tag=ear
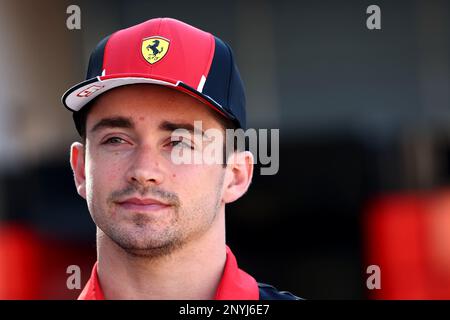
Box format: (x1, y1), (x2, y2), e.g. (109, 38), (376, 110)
(70, 142), (87, 199)
(222, 151), (254, 204)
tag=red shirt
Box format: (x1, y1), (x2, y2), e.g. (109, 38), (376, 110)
(78, 245), (259, 300)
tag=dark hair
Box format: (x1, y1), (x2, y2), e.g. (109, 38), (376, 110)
(73, 100), (95, 142)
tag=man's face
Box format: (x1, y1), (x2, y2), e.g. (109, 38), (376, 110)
(74, 84), (231, 257)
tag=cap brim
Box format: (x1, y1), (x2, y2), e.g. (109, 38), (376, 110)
(61, 73), (236, 121)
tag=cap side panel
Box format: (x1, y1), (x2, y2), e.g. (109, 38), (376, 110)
(224, 42), (246, 129)
(86, 35), (110, 79)
(202, 37), (232, 114)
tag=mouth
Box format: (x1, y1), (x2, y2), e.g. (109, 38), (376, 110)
(115, 197), (171, 212)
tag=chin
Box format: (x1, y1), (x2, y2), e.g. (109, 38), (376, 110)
(111, 221), (181, 246)
(116, 236), (184, 258)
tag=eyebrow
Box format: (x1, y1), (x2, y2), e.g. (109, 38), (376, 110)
(90, 116), (134, 133)
(89, 118), (206, 136)
(159, 121), (205, 135)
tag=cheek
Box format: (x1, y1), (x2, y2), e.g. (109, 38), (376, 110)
(169, 164), (225, 199)
(84, 152), (126, 200)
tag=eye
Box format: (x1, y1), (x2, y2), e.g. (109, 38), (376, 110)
(102, 136), (127, 145)
(169, 138), (194, 150)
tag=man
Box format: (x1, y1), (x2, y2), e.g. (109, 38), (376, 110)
(62, 17), (299, 300)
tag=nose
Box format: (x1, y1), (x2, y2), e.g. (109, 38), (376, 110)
(126, 144), (165, 186)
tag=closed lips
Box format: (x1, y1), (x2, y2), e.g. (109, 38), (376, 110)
(118, 197), (168, 205)
(116, 197), (170, 211)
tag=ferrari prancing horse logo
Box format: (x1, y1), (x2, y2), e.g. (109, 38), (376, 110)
(141, 36), (170, 64)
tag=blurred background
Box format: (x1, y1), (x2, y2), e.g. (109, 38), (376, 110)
(1, 0), (450, 299)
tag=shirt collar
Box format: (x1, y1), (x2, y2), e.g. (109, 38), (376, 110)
(78, 245), (259, 300)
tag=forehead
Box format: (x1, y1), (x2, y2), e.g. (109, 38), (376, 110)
(86, 84), (223, 130)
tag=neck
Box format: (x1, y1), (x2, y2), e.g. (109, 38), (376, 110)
(96, 211), (226, 300)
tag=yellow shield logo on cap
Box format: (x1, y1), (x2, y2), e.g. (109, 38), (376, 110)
(141, 36), (170, 64)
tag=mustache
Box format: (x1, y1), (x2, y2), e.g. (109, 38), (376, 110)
(108, 184), (180, 207)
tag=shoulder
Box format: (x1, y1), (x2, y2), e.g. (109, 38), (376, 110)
(257, 282), (303, 300)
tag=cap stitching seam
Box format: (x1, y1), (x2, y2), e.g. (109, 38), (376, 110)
(202, 34), (215, 86)
(149, 17), (164, 73)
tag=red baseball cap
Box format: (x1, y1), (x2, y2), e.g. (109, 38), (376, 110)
(61, 17), (246, 134)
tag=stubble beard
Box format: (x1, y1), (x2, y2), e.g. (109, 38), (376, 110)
(92, 175), (224, 260)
